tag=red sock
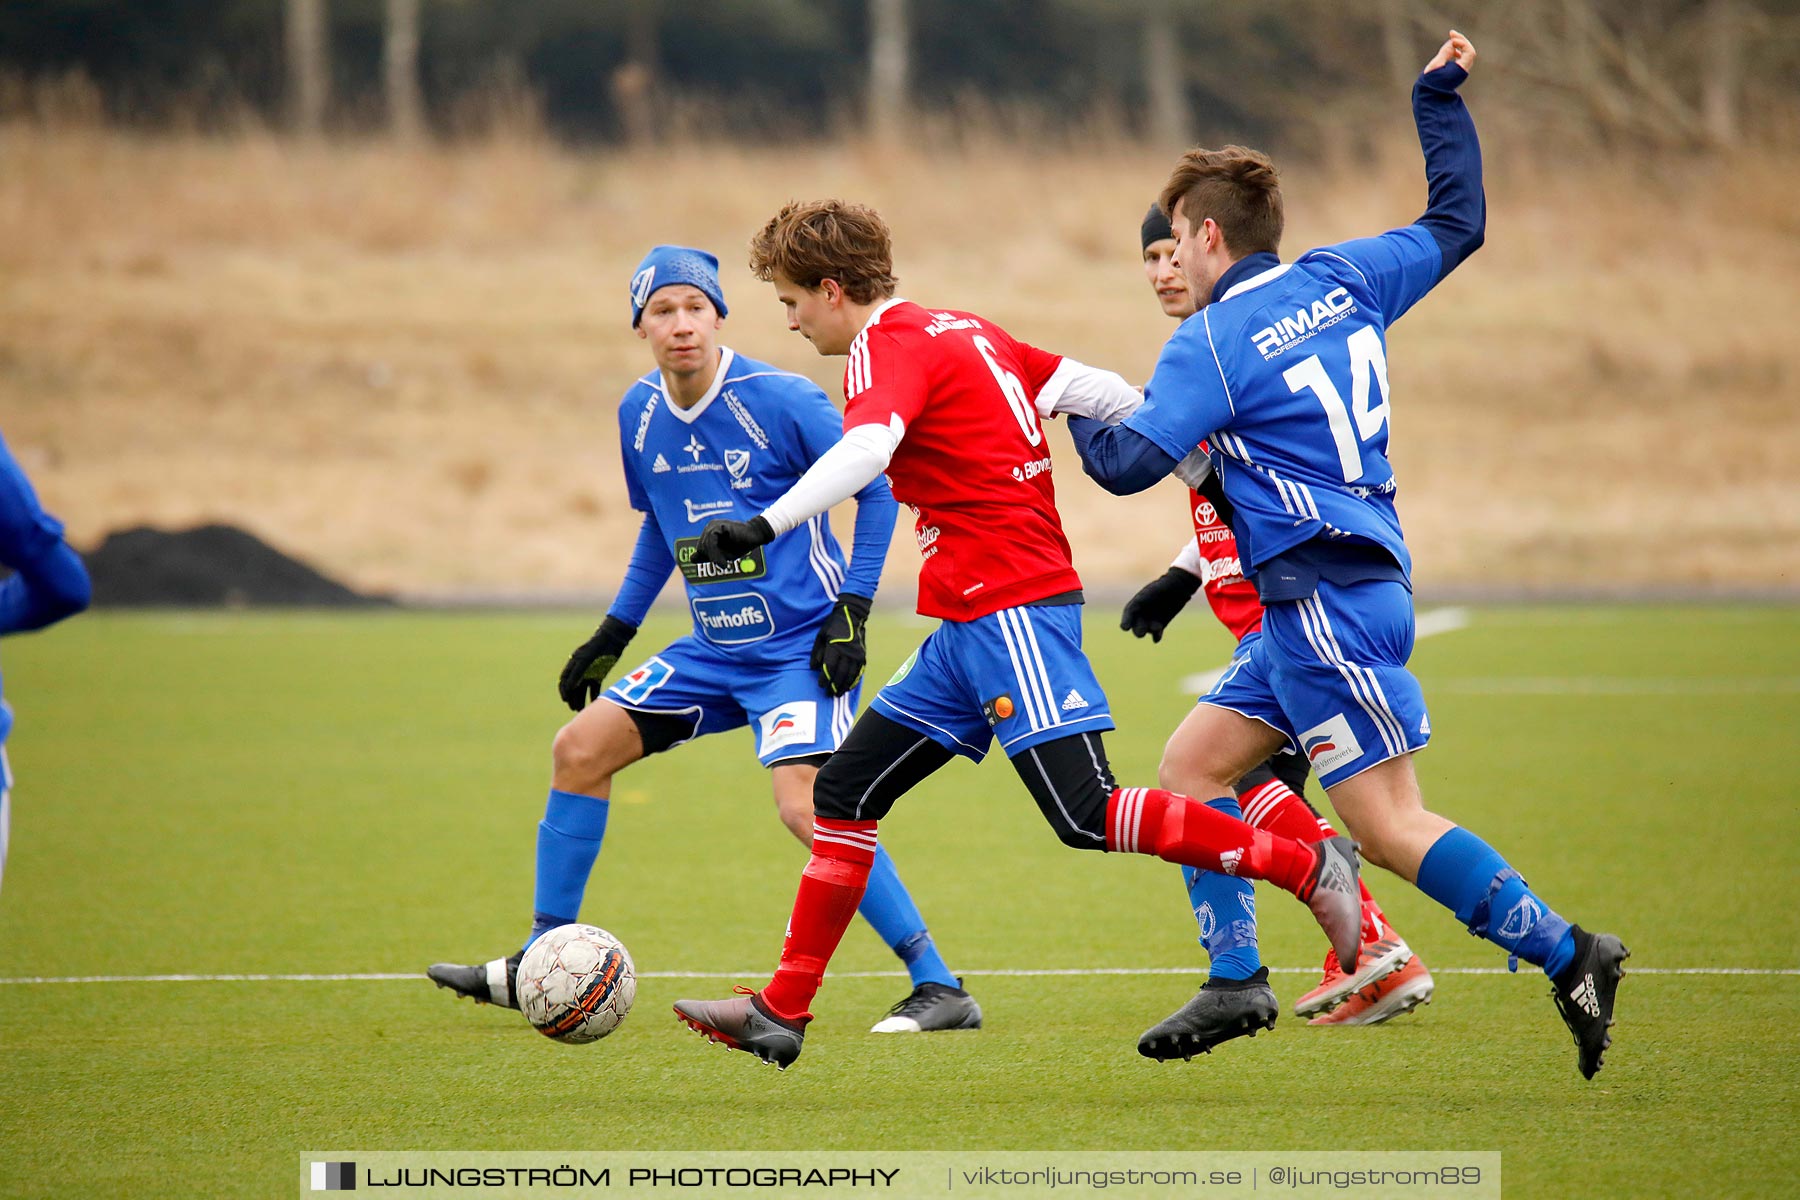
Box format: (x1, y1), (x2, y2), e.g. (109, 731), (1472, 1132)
(1107, 787), (1317, 897)
(1237, 777), (1387, 933)
(758, 818), (877, 1022)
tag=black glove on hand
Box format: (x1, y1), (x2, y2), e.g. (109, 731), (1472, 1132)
(1121, 568), (1202, 643)
(695, 515), (774, 567)
(810, 592), (874, 697)
(557, 615), (638, 711)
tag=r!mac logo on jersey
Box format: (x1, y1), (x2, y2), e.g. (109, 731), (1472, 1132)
(1251, 286), (1355, 359)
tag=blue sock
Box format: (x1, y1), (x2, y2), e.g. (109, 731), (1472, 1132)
(1416, 826), (1576, 977)
(523, 789), (610, 953)
(858, 845), (959, 989)
(1180, 797), (1262, 982)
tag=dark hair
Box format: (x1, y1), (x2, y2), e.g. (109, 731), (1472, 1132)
(1157, 145), (1283, 258)
(749, 200), (898, 304)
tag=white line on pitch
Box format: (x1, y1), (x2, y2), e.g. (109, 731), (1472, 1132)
(1179, 606), (1470, 694)
(1, 964), (1793, 985)
(1433, 676), (1800, 695)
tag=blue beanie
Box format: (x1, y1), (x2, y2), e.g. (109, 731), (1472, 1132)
(628, 245), (728, 327)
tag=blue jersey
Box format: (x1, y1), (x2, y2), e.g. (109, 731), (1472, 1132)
(1125, 230), (1443, 581)
(613, 347), (893, 664)
(1, 429), (93, 746)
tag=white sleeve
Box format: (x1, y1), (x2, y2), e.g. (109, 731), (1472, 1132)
(1171, 446), (1214, 490)
(760, 418), (903, 536)
(1033, 358), (1143, 424)
(1170, 538), (1204, 579)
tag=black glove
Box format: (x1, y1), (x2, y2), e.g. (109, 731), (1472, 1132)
(694, 515), (774, 567)
(1121, 568), (1202, 643)
(557, 615), (638, 711)
(810, 592), (873, 697)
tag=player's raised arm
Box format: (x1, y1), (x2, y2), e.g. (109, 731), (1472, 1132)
(1414, 31), (1484, 278)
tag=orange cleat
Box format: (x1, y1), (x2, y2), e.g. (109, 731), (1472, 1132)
(1292, 936), (1412, 1018)
(1308, 949), (1435, 1026)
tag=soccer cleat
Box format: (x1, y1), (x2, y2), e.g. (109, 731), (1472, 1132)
(1137, 968), (1280, 1061)
(673, 990), (808, 1070)
(427, 954), (520, 1010)
(1297, 835), (1364, 973)
(1293, 936), (1416, 1018)
(869, 980), (983, 1033)
(1308, 951), (1435, 1026)
(1550, 925), (1629, 1080)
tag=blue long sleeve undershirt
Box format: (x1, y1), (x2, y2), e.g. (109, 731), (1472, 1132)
(840, 477), (898, 599)
(605, 512), (675, 628)
(1078, 61), (1484, 498)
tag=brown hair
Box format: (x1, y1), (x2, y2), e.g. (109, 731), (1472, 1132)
(1157, 146), (1284, 258)
(748, 200), (898, 304)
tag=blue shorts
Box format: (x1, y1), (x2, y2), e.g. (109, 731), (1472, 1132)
(1201, 580), (1429, 789)
(871, 603), (1115, 763)
(605, 635), (857, 767)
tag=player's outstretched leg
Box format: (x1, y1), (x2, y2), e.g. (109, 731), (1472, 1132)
(430, 702), (644, 1017)
(1237, 768), (1434, 1022)
(1335, 757), (1628, 1078)
(674, 711), (958, 1068)
(782, 754), (978, 1034)
(1005, 731), (1358, 1057)
(1108, 784), (1365, 970)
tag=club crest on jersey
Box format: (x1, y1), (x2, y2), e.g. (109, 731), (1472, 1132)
(1251, 286), (1356, 359)
(758, 702), (818, 754)
(630, 266), (655, 309)
(724, 448), (752, 489)
(1299, 713), (1363, 777)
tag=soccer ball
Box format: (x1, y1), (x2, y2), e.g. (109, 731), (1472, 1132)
(516, 923), (637, 1044)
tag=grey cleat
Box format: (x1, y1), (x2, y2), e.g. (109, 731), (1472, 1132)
(1299, 836), (1364, 974)
(427, 954), (519, 1010)
(870, 980), (983, 1033)
(673, 991), (808, 1070)
(1138, 969), (1280, 1060)
(1551, 925), (1630, 1080)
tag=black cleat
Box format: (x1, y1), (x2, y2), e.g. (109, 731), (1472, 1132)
(870, 979), (983, 1033)
(673, 991), (808, 1070)
(427, 954), (520, 1010)
(1137, 968), (1280, 1061)
(1550, 926), (1629, 1080)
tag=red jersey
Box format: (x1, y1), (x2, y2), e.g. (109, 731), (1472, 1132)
(1188, 487), (1265, 641)
(843, 300), (1082, 620)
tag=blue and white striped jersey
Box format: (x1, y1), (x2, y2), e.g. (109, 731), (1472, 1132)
(614, 347), (891, 663)
(1124, 228), (1444, 580)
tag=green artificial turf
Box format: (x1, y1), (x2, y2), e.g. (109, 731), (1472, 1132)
(1, 607), (1795, 1196)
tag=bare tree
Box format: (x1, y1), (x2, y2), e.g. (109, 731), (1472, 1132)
(1701, 0), (1742, 147)
(384, 0), (425, 142)
(1142, 0), (1189, 147)
(868, 0), (911, 142)
(285, 0), (331, 136)
(612, 0), (659, 146)
(1380, 0), (1415, 89)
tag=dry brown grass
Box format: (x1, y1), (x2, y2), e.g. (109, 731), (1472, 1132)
(2, 121), (1796, 596)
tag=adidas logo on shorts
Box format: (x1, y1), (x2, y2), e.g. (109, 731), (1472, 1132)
(1060, 689), (1089, 712)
